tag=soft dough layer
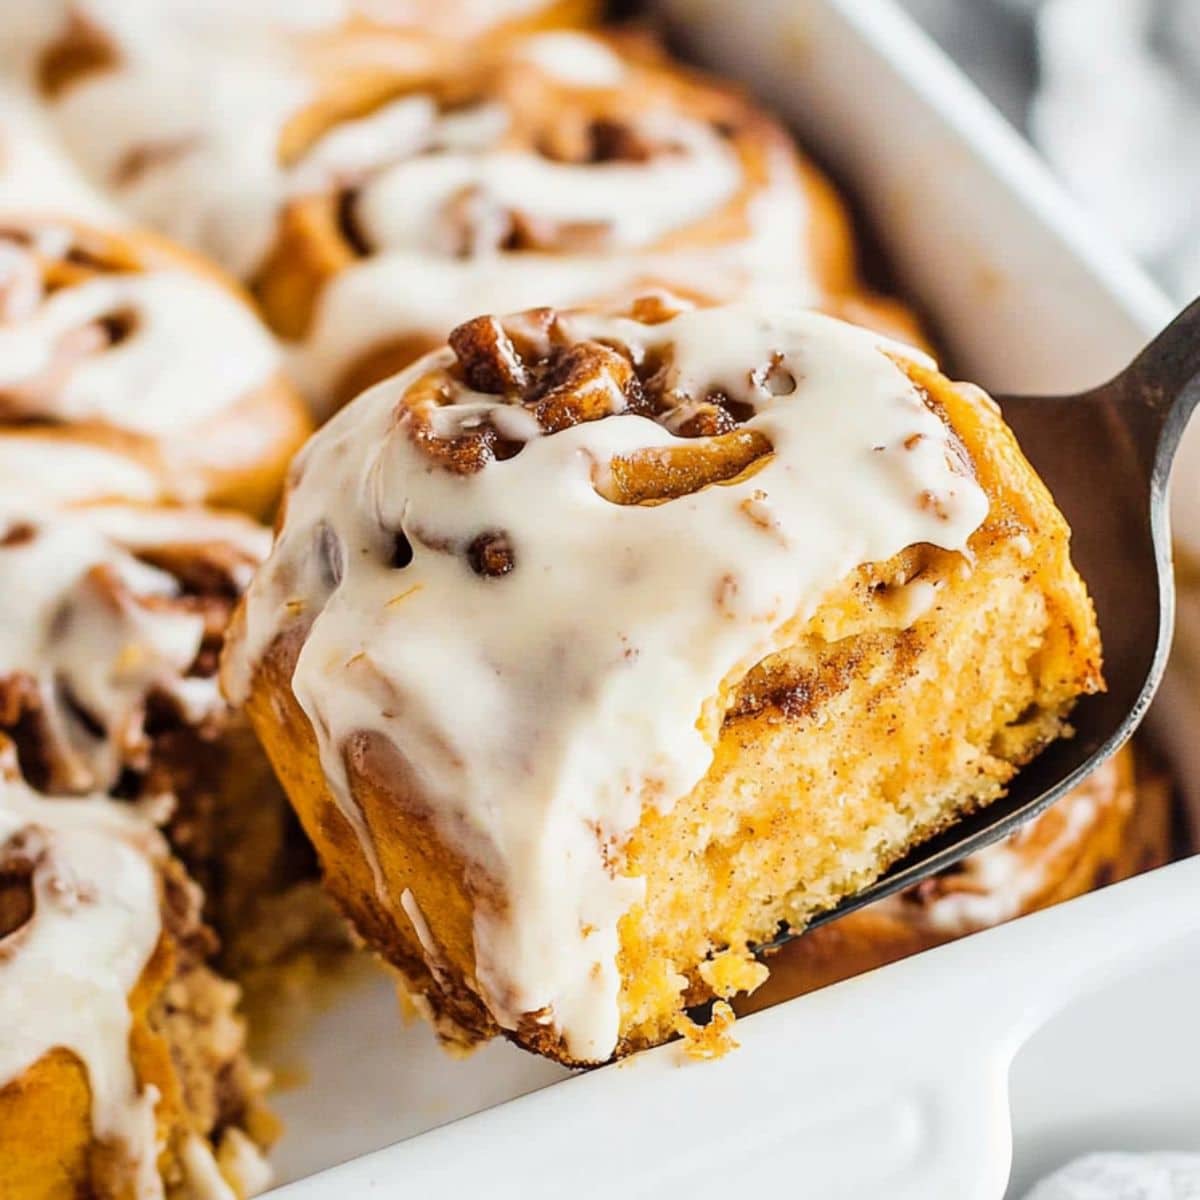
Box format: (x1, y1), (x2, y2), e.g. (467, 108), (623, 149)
(737, 747), (1172, 1014)
(224, 298), (1102, 1064)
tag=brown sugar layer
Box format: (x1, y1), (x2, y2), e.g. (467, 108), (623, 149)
(224, 297), (1101, 1065)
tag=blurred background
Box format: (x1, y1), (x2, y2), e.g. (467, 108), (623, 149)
(902, 0), (1200, 302)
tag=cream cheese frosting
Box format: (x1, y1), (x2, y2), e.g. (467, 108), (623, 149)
(0, 84), (120, 224)
(0, 748), (258, 1200)
(287, 90), (814, 405)
(227, 303), (990, 1061)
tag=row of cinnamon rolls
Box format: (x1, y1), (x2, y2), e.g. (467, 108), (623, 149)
(0, 66), (309, 1200)
(1, 0), (915, 417)
(0, 0), (1177, 1188)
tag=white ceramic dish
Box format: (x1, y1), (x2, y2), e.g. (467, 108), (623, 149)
(262, 2), (1200, 1196)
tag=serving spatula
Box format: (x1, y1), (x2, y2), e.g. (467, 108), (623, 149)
(788, 295), (1200, 942)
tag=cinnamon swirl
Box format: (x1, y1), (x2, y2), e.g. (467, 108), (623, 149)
(223, 298), (1102, 1064)
(0, 217), (310, 516)
(0, 741), (274, 1200)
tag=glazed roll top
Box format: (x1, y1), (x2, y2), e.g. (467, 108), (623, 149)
(226, 299), (991, 1061)
(0, 215), (310, 512)
(0, 503), (269, 796)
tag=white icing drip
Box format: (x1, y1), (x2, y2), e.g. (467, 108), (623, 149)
(0, 85), (120, 224)
(889, 578), (941, 626)
(215, 1127), (274, 1199)
(181, 1134), (239, 1200)
(229, 304), (991, 1061)
(0, 263), (281, 437)
(0, 435), (161, 505)
(0, 766), (167, 1197)
(515, 32), (629, 87)
(0, 502), (265, 793)
(400, 886), (453, 989)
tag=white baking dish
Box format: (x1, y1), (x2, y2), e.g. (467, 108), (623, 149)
(261, 2), (1200, 1196)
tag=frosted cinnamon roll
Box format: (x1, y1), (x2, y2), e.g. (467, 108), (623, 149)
(254, 29), (871, 411)
(0, 217), (310, 516)
(739, 748), (1173, 1013)
(0, 502), (318, 961)
(0, 743), (274, 1199)
(223, 298), (1102, 1064)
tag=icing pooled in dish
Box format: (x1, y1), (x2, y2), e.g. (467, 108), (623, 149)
(228, 302), (990, 1062)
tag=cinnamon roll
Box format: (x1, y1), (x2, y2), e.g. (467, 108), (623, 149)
(0, 217), (310, 516)
(0, 501), (322, 966)
(0, 742), (274, 1200)
(222, 298), (1102, 1064)
(738, 748), (1173, 1013)
(17, 17), (902, 414)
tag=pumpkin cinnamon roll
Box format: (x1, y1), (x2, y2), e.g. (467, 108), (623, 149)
(0, 217), (310, 516)
(738, 747), (1173, 1014)
(223, 297), (1102, 1064)
(253, 28), (874, 411)
(0, 501), (326, 967)
(0, 742), (275, 1200)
